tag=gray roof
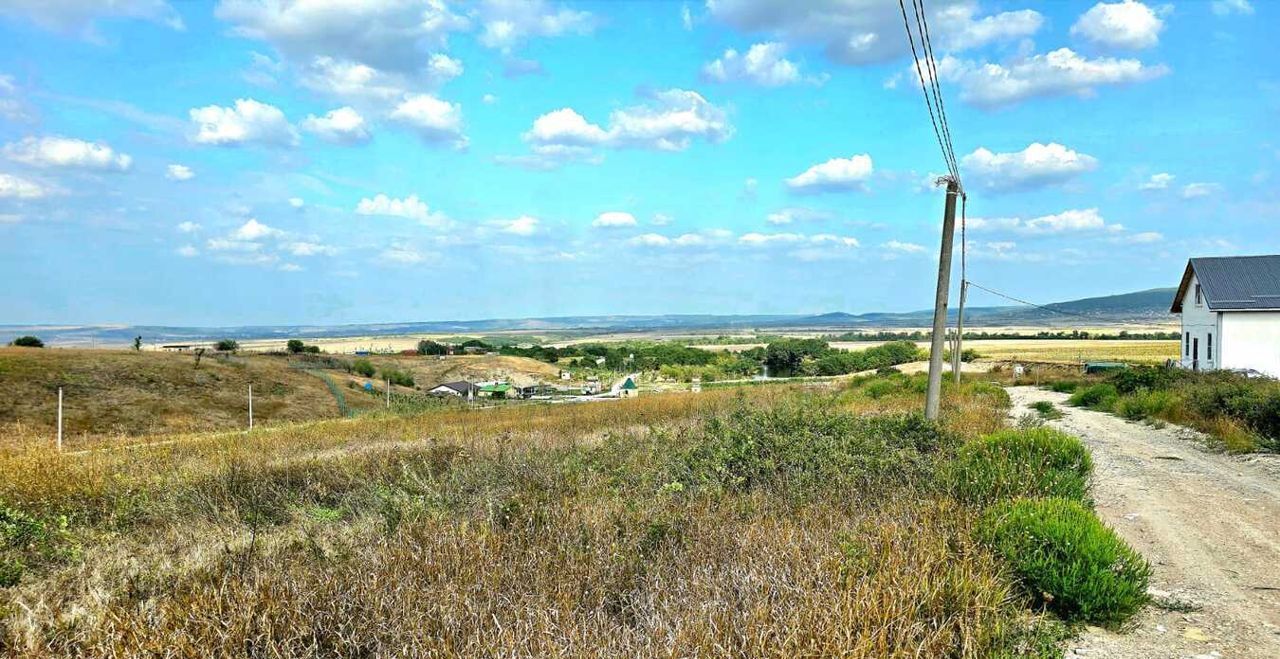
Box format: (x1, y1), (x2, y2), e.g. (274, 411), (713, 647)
(433, 381), (476, 393)
(1171, 255), (1280, 312)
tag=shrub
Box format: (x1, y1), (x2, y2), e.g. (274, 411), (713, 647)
(1114, 389), (1178, 422)
(352, 358), (376, 378)
(1029, 401), (1063, 420)
(1183, 377), (1280, 446)
(9, 335), (43, 348)
(947, 428), (1092, 505)
(286, 339), (306, 354)
(1068, 383), (1118, 410)
(979, 498), (1151, 626)
(1046, 381), (1079, 394)
(1109, 366), (1182, 395)
(417, 340), (447, 356)
(381, 367), (415, 388)
(214, 339), (239, 352)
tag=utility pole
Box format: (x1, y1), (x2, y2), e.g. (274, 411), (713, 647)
(386, 375), (391, 409)
(56, 387), (63, 453)
(953, 279), (968, 383)
(925, 177), (960, 421)
(248, 384), (253, 431)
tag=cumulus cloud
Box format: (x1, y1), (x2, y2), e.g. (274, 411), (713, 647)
(702, 42), (823, 87)
(507, 89), (731, 168)
(1115, 231), (1163, 244)
(1071, 1), (1165, 50)
(1181, 182), (1219, 199)
(189, 98), (298, 147)
(4, 136), (132, 171)
(0, 172), (49, 198)
(301, 106), (371, 144)
(300, 57), (408, 102)
(176, 221), (201, 233)
(355, 193), (449, 228)
(1211, 0), (1253, 16)
(232, 218), (282, 241)
(477, 0), (595, 51)
(1, 0), (183, 39)
(1139, 172), (1174, 190)
(494, 215), (540, 236)
(215, 0), (467, 73)
(706, 0), (1041, 65)
(961, 143), (1098, 191)
(388, 94), (466, 148)
(286, 241), (336, 256)
(883, 240), (926, 254)
(288, 197), (305, 209)
(380, 243), (429, 265)
(593, 211), (637, 228)
(766, 207), (835, 225)
(971, 208), (1118, 235)
(934, 48), (1168, 108)
(785, 155), (874, 193)
(165, 164), (194, 181)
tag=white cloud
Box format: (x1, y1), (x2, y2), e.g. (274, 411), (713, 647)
(300, 57), (407, 102)
(482, 93), (499, 105)
(1181, 182), (1219, 199)
(388, 94), (466, 147)
(961, 143), (1098, 191)
(176, 245), (198, 257)
(511, 89), (731, 168)
(355, 193), (449, 228)
(165, 164), (194, 181)
(1116, 231), (1163, 244)
(0, 172), (49, 198)
(652, 213), (674, 226)
(1071, 1), (1165, 50)
(427, 53), (463, 81)
(494, 215), (540, 236)
(706, 0), (1041, 65)
(1139, 172), (1174, 190)
(279, 263), (304, 272)
(476, 0), (595, 52)
(301, 106), (371, 144)
(629, 233), (673, 247)
(216, 0), (467, 73)
(593, 211), (637, 228)
(883, 240), (926, 253)
(1211, 0), (1253, 16)
(176, 221), (201, 233)
(766, 207), (835, 225)
(189, 98), (298, 147)
(1, 0), (183, 38)
(206, 237), (264, 253)
(702, 42), (822, 87)
(681, 3), (693, 30)
(935, 48), (1169, 108)
(739, 232), (804, 245)
(4, 136), (132, 171)
(286, 241), (336, 256)
(785, 155), (874, 193)
(741, 177), (759, 200)
(969, 208), (1119, 235)
(232, 218), (282, 241)
(288, 197), (305, 209)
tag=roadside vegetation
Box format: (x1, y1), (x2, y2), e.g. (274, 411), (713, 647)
(1059, 367), (1280, 453)
(0, 370), (1150, 655)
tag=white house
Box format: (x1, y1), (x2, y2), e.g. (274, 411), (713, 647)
(1171, 255), (1280, 377)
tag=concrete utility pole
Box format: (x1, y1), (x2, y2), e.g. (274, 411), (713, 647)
(925, 178), (960, 421)
(953, 279), (968, 384)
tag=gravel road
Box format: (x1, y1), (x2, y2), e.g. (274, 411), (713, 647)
(1006, 386), (1280, 659)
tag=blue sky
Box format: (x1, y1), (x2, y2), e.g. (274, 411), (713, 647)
(1, 0), (1276, 326)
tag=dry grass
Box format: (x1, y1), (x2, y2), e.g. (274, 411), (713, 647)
(0, 380), (1070, 657)
(965, 340), (1177, 365)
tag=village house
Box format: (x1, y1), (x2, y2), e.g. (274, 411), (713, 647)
(615, 375), (640, 398)
(1171, 255), (1280, 377)
(428, 381), (478, 398)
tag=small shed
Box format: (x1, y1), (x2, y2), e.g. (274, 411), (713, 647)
(617, 376), (639, 398)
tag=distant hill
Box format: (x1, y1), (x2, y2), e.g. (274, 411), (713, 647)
(0, 288), (1178, 347)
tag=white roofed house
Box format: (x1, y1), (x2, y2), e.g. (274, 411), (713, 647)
(1171, 255), (1280, 377)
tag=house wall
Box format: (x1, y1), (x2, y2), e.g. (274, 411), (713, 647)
(1179, 271), (1219, 370)
(1220, 312), (1280, 377)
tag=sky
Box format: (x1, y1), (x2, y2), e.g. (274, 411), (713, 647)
(0, 0), (1276, 327)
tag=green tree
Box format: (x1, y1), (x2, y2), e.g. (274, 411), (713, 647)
(133, 335), (142, 352)
(416, 340), (447, 356)
(286, 339), (305, 354)
(215, 339), (239, 352)
(352, 358), (376, 378)
(10, 336), (43, 348)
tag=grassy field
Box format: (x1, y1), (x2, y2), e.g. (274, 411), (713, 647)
(0, 373), (1150, 656)
(695, 339), (1179, 365)
(0, 349), (564, 445)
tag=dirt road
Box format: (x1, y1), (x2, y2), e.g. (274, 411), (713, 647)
(1006, 387), (1280, 658)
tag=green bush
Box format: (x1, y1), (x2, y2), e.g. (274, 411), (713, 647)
(1046, 381), (1079, 394)
(214, 339), (239, 352)
(1109, 366), (1182, 394)
(351, 358), (376, 378)
(947, 428), (1092, 505)
(1029, 401), (1063, 420)
(9, 335), (43, 348)
(286, 339), (306, 354)
(1114, 389), (1178, 421)
(1068, 383), (1118, 410)
(1183, 377), (1280, 446)
(979, 498), (1151, 626)
(380, 367), (415, 388)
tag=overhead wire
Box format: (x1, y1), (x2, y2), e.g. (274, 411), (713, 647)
(897, 0), (955, 182)
(964, 281), (1104, 323)
(911, 0), (961, 184)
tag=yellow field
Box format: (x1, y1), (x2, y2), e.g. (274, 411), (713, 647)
(695, 339), (1180, 365)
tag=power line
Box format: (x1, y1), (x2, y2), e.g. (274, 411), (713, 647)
(897, 0), (956, 182)
(964, 281), (1103, 323)
(911, 0), (961, 182)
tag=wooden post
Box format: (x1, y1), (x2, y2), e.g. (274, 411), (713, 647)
(56, 387), (63, 453)
(925, 178), (960, 421)
(386, 376), (391, 409)
(248, 384), (253, 431)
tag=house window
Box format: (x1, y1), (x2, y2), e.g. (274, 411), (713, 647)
(1194, 284), (1202, 307)
(1208, 333), (1213, 361)
(1185, 332), (1190, 357)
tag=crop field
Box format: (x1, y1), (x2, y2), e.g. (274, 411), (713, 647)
(0, 371), (1149, 656)
(694, 339), (1178, 365)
